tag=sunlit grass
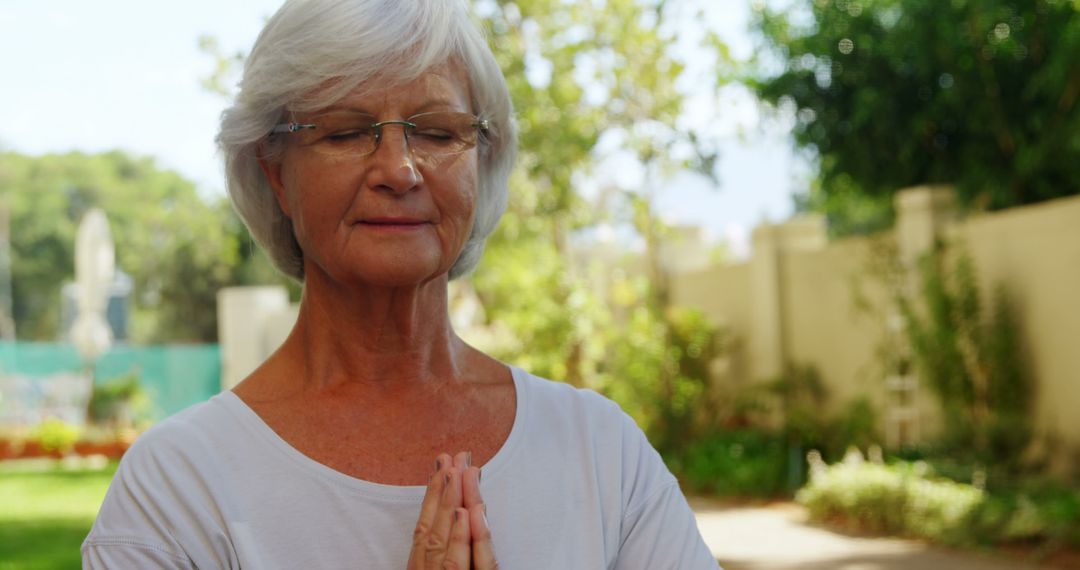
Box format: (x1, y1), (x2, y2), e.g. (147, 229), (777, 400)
(0, 460), (117, 570)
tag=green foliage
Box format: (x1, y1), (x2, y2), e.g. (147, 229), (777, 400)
(764, 364), (880, 460)
(664, 358), (882, 497)
(31, 419), (81, 453)
(828, 397), (881, 456)
(670, 429), (789, 498)
(751, 0), (1080, 233)
(87, 372), (153, 428)
(468, 0), (730, 448)
(800, 453), (986, 544)
(769, 363), (828, 443)
(900, 243), (1031, 468)
(800, 451), (1080, 548)
(975, 483), (1080, 546)
(0, 151), (288, 342)
(604, 303), (727, 454)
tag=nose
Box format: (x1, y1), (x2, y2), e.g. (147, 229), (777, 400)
(366, 124), (421, 194)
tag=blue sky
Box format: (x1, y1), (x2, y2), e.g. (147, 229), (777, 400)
(0, 0), (805, 257)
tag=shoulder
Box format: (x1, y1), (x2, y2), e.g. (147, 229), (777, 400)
(84, 393), (247, 567)
(96, 393), (241, 508)
(511, 370), (717, 567)
(513, 367), (635, 443)
(120, 393), (239, 467)
(514, 367), (623, 421)
(513, 367), (677, 502)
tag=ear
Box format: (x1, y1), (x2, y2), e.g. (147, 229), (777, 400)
(258, 155), (292, 217)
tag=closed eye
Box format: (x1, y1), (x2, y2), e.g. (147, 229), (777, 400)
(412, 128), (455, 141)
(325, 129), (376, 142)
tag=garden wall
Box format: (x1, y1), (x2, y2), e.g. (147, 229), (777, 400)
(671, 188), (1080, 469)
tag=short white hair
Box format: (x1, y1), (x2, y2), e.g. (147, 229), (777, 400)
(217, 0), (516, 280)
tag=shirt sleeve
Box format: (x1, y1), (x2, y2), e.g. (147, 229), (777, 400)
(611, 409), (721, 570)
(81, 419), (238, 570)
(615, 479), (720, 569)
(81, 447), (202, 570)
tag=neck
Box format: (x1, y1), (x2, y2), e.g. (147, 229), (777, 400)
(278, 268), (469, 394)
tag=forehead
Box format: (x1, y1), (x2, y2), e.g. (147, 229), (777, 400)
(332, 63), (472, 114)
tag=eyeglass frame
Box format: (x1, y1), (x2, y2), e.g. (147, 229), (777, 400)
(268, 111), (491, 158)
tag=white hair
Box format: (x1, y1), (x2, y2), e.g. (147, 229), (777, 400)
(218, 0), (516, 280)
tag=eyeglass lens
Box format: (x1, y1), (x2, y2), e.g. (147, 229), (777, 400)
(291, 111), (482, 158)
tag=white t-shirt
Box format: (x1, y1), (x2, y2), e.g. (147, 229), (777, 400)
(83, 367), (719, 569)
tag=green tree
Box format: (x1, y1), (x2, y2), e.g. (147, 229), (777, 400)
(0, 150), (281, 342)
(471, 0), (729, 450)
(751, 0), (1080, 234)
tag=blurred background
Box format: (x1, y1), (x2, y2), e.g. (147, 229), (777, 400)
(1, 0), (1079, 568)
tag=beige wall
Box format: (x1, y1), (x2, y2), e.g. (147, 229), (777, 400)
(781, 240), (882, 410)
(953, 197), (1080, 450)
(672, 263), (752, 340)
(671, 189), (1080, 461)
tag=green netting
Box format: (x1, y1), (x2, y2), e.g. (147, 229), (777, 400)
(0, 341), (221, 418)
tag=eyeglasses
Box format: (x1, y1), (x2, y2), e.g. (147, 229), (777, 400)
(270, 110), (489, 159)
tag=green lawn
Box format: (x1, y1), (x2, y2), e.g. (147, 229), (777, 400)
(0, 460), (117, 570)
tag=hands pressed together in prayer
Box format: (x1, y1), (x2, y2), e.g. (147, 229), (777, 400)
(408, 452), (498, 569)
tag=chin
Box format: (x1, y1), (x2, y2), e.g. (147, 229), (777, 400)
(348, 263), (449, 289)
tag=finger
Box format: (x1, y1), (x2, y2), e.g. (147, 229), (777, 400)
(426, 467), (463, 562)
(413, 453), (452, 548)
(462, 465), (484, 509)
(470, 503), (498, 569)
(445, 508), (472, 569)
(453, 450), (472, 471)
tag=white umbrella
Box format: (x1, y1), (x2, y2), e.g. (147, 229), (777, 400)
(70, 208), (114, 364)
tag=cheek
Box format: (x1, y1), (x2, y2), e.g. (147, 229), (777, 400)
(281, 162), (354, 239)
(459, 159), (481, 213)
(452, 169), (479, 233)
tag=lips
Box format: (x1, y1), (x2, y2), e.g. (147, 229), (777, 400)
(356, 217), (431, 231)
(359, 217), (428, 225)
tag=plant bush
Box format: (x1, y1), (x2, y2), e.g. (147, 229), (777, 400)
(669, 429), (789, 498)
(799, 449), (1080, 548)
(87, 372), (153, 428)
(31, 419), (81, 454)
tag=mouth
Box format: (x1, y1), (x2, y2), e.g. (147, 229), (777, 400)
(357, 217), (430, 230)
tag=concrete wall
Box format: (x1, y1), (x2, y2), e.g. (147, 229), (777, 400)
(671, 188), (1080, 461)
(781, 239), (880, 408)
(953, 197), (1080, 451)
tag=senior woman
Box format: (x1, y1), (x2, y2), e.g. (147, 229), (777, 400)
(83, 0), (717, 568)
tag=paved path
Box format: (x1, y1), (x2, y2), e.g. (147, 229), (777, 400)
(690, 498), (1062, 570)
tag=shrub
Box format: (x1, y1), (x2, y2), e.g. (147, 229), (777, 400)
(799, 449), (984, 544)
(670, 429), (789, 498)
(798, 454), (916, 534)
(798, 449), (1080, 549)
(31, 419), (81, 454)
(87, 372), (153, 428)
